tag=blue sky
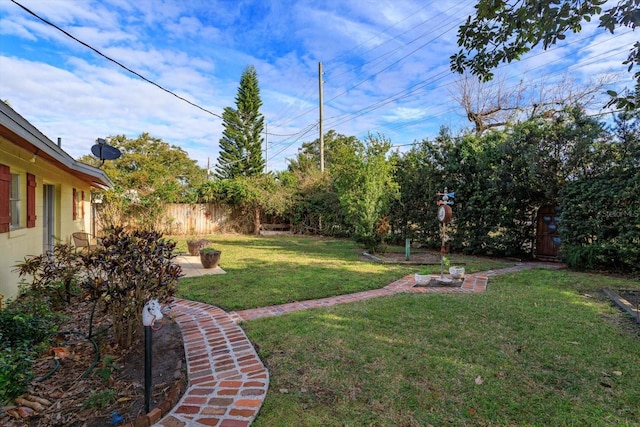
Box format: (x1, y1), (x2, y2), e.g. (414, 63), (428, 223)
(0, 0), (634, 172)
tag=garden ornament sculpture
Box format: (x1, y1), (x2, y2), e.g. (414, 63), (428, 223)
(436, 188), (455, 279)
(142, 299), (163, 329)
(142, 299), (163, 414)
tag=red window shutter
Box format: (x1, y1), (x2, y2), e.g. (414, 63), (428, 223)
(27, 173), (36, 228)
(81, 191), (85, 219)
(0, 164), (10, 233)
(72, 188), (77, 220)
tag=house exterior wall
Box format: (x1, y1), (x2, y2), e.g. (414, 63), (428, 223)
(0, 137), (94, 302)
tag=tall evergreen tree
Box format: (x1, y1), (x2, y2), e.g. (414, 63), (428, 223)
(215, 65), (265, 179)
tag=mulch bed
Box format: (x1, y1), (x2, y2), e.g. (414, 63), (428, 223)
(1, 298), (187, 427)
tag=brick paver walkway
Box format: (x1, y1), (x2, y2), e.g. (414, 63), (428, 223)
(156, 300), (269, 427)
(155, 262), (562, 426)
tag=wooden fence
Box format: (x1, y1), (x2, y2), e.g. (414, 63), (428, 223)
(161, 203), (231, 235)
(95, 203), (247, 235)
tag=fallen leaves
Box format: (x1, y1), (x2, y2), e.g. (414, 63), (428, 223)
(50, 347), (70, 360)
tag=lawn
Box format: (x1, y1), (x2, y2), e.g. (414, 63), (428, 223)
(174, 234), (514, 311)
(245, 270), (640, 426)
(175, 235), (640, 426)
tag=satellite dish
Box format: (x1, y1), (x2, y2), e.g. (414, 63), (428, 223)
(91, 138), (121, 165)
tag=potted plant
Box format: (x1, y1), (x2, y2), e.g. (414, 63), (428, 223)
(449, 266), (465, 279)
(187, 238), (210, 256)
(199, 247), (221, 269)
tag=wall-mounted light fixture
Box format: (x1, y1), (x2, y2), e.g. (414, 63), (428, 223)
(30, 149), (39, 163)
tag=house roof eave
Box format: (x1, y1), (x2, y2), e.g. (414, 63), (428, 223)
(0, 102), (113, 188)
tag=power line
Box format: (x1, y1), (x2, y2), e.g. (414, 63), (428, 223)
(326, 29), (632, 139)
(268, 123), (319, 161)
(324, 14), (468, 107)
(269, 3), (469, 132)
(327, 2), (471, 84)
(265, 125), (317, 138)
(268, 76), (317, 128)
(327, 1), (441, 80)
(10, 0), (222, 120)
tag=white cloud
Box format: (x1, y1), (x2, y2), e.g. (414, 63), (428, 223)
(1, 0), (633, 173)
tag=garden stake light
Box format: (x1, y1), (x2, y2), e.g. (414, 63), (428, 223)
(142, 299), (164, 414)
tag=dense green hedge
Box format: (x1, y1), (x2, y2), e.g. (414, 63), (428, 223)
(191, 107), (638, 274)
(560, 171), (640, 273)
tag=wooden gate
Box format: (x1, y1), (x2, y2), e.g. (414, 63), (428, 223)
(535, 204), (561, 261)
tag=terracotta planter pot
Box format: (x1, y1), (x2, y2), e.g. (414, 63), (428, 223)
(200, 250), (221, 269)
(187, 241), (202, 256)
(187, 239), (209, 256)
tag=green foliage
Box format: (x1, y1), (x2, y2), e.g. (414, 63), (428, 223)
(14, 242), (84, 306)
(84, 228), (181, 348)
(198, 174), (296, 233)
(83, 389), (117, 409)
(287, 132), (364, 235)
(200, 246), (219, 254)
(0, 298), (57, 403)
(94, 355), (117, 382)
(559, 109), (640, 273)
(452, 0), (639, 110)
(0, 307), (55, 348)
(331, 134), (398, 253)
(389, 128), (450, 246)
(288, 169), (346, 236)
(198, 178), (256, 205)
(1, 228), (183, 402)
(0, 344), (35, 403)
(79, 132), (206, 229)
(216, 65), (266, 179)
(288, 130), (362, 173)
(560, 174), (640, 273)
(388, 106), (618, 260)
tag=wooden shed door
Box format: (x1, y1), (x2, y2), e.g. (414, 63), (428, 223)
(535, 205), (561, 260)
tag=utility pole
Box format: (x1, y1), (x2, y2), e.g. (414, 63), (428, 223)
(319, 61), (324, 173)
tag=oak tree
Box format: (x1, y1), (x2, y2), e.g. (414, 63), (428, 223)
(451, 0), (639, 109)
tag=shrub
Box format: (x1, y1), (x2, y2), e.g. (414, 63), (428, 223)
(84, 227), (181, 347)
(0, 302), (57, 403)
(13, 228), (182, 349)
(0, 344), (35, 403)
(0, 307), (54, 347)
(14, 243), (84, 306)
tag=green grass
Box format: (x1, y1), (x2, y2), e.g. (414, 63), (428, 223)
(174, 235), (513, 310)
(244, 269), (640, 426)
(174, 235), (640, 425)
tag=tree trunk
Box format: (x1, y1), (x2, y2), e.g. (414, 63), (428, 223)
(253, 206), (261, 235)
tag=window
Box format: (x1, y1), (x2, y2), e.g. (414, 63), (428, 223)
(10, 173), (20, 228)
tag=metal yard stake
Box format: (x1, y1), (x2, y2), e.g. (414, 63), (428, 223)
(142, 299), (164, 414)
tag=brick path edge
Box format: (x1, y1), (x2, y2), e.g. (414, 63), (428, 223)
(154, 299), (269, 427)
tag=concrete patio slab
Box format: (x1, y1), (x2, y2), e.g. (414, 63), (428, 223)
(176, 255), (226, 277)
